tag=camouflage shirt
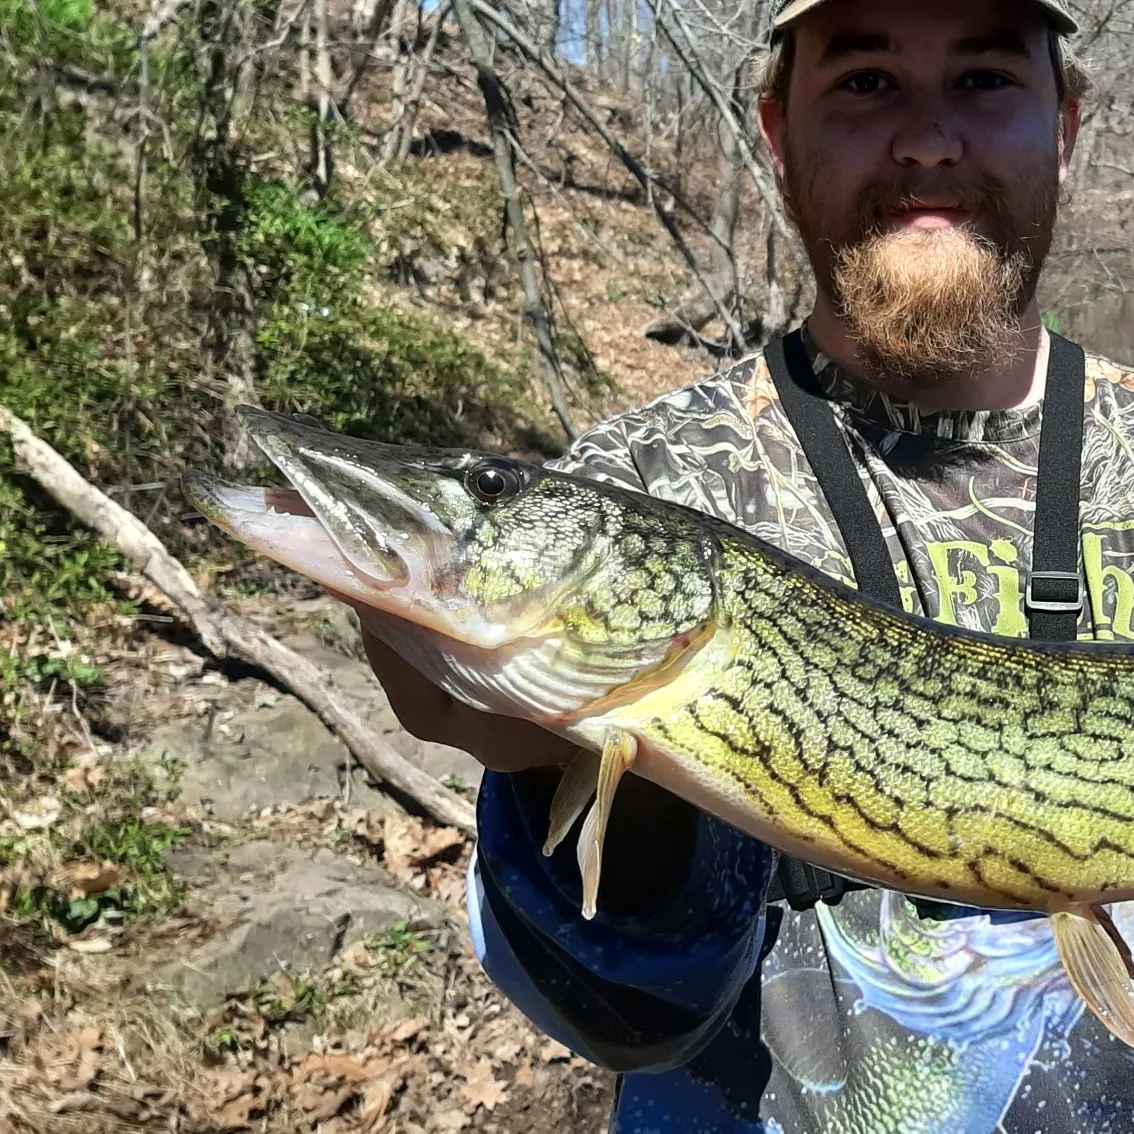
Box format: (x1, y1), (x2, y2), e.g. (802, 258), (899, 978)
(468, 324), (1134, 1134)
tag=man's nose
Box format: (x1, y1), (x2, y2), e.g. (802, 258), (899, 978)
(892, 98), (963, 167)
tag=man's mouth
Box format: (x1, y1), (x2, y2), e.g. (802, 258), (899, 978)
(885, 200), (969, 230)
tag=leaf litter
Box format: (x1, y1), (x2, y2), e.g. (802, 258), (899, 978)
(1, 784), (613, 1134)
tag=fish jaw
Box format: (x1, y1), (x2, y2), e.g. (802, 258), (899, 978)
(186, 407), (725, 706)
(182, 473), (401, 605)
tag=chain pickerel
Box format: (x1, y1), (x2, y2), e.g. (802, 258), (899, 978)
(185, 406), (1134, 1046)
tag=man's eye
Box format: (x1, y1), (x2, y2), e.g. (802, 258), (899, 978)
(841, 71), (892, 94)
(960, 71), (1014, 91)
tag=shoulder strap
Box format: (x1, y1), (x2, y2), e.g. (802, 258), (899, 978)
(1027, 333), (1086, 642)
(763, 329), (904, 610)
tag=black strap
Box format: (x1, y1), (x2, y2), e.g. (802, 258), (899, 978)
(764, 331), (905, 612)
(765, 855), (866, 909)
(761, 329), (1087, 910)
(1027, 333), (1086, 642)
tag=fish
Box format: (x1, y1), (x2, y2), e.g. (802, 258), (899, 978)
(183, 405), (1134, 1046)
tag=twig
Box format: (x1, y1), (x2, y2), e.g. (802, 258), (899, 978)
(0, 405), (477, 838)
(647, 0), (795, 252)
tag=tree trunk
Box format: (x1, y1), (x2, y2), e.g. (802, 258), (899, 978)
(449, 0), (578, 442)
(546, 0), (561, 57)
(585, 0), (602, 73)
(193, 0), (260, 470)
(311, 0), (333, 195)
(378, 0), (413, 167)
(469, 0), (748, 351)
(393, 3), (449, 163)
(706, 59), (749, 334)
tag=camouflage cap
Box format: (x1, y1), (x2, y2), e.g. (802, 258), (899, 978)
(771, 0), (1079, 36)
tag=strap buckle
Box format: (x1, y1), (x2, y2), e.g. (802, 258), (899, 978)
(1025, 570), (1084, 614)
(767, 858), (868, 910)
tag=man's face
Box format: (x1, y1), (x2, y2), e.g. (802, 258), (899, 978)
(759, 0), (1081, 387)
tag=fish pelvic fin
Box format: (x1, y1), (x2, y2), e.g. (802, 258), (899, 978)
(577, 728), (637, 921)
(543, 748), (599, 858)
(1052, 904), (1134, 1047)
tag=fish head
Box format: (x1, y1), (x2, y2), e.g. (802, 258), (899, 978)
(183, 407), (718, 685)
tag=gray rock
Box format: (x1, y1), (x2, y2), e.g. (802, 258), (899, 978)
(129, 630), (482, 822)
(153, 840), (443, 1008)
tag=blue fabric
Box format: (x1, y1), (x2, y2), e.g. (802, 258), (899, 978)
(468, 769), (776, 1130)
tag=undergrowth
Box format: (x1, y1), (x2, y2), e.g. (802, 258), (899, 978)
(0, 0), (548, 947)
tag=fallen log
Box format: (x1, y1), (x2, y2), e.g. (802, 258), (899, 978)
(0, 405), (478, 838)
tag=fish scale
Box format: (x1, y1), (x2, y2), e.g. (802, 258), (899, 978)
(184, 404), (1134, 1047)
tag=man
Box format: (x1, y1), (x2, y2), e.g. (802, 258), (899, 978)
(360, 0), (1134, 1129)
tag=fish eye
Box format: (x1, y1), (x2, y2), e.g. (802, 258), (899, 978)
(465, 461), (521, 504)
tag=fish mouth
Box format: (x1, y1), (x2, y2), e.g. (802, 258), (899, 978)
(181, 468), (402, 604)
(182, 405), (469, 631)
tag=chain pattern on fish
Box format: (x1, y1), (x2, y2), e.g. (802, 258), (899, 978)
(183, 404), (1134, 1047)
(627, 535), (1134, 911)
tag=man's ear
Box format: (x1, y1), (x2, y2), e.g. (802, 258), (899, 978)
(758, 95), (788, 179)
(1058, 99), (1082, 184)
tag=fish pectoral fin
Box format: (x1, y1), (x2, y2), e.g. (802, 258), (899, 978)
(1052, 905), (1134, 1047)
(576, 728), (637, 921)
(543, 748), (599, 858)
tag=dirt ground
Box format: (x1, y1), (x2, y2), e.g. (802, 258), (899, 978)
(0, 590), (616, 1134)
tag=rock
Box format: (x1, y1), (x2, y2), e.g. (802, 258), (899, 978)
(153, 840), (443, 1009)
(129, 631), (482, 822)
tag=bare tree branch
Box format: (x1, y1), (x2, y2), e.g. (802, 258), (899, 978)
(468, 0), (750, 351)
(646, 0), (795, 251)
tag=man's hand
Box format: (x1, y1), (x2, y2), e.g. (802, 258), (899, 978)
(354, 609), (577, 773)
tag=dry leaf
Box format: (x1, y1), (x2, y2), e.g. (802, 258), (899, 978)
(343, 941), (374, 969)
(67, 937), (113, 954)
(382, 815), (464, 885)
(297, 1052), (378, 1083)
(14, 795), (62, 831)
(492, 1037), (523, 1064)
(62, 861), (124, 897)
(385, 1017), (427, 1046)
(296, 1081), (355, 1121)
(207, 1068), (258, 1103)
(349, 809), (384, 847)
(213, 1093), (260, 1130)
(382, 815), (425, 884)
(359, 1078), (397, 1130)
(460, 1059), (507, 1113)
(75, 1026), (102, 1086)
(47, 1091), (98, 1114)
(538, 1038), (572, 1063)
(62, 754), (107, 794)
(512, 1062), (534, 1088)
(415, 824), (465, 863)
(431, 1108), (470, 1132)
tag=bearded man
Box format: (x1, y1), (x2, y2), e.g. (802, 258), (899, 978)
(360, 0), (1134, 1129)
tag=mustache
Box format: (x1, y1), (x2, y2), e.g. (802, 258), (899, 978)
(855, 181), (1011, 228)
